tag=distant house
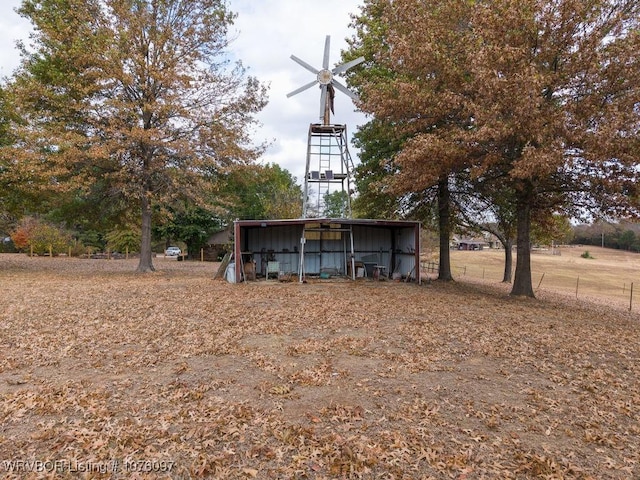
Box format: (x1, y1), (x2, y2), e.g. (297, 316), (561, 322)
(452, 235), (488, 250)
(203, 227), (233, 261)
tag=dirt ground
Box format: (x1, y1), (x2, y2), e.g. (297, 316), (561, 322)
(1, 254), (639, 479)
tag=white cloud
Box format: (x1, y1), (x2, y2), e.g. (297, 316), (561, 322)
(0, 1), (31, 77)
(0, 0), (368, 183)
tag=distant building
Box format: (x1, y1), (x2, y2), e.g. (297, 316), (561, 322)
(203, 227), (233, 261)
(452, 235), (488, 251)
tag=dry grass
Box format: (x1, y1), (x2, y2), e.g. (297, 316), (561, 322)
(450, 246), (640, 310)
(1, 253), (639, 479)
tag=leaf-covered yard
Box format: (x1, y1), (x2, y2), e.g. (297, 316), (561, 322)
(1, 255), (638, 479)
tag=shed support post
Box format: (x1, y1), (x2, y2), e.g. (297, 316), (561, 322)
(349, 224), (355, 280)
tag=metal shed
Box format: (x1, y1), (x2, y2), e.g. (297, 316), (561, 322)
(232, 218), (421, 284)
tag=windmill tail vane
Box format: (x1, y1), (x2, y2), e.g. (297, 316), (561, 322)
(286, 35), (364, 125)
(328, 83), (335, 115)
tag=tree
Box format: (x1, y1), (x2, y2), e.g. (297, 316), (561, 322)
(351, 119), (406, 219)
(11, 216), (72, 255)
(0, 86), (14, 233)
(572, 220), (617, 247)
(153, 204), (222, 258)
(0, 85), (48, 231)
(452, 175), (518, 283)
(322, 190), (349, 218)
(3, 79), (129, 238)
(219, 163), (302, 221)
(530, 214), (574, 247)
(465, 0), (639, 296)
(10, 0), (267, 272)
(105, 227), (141, 254)
(346, 0), (476, 281)
(348, 0), (640, 296)
(622, 230), (639, 252)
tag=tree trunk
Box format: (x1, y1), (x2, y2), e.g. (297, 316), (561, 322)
(510, 192), (534, 297)
(502, 237), (513, 283)
(438, 176), (453, 281)
(137, 194), (155, 273)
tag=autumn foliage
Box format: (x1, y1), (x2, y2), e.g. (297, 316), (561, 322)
(346, 0), (640, 296)
(9, 226), (29, 251)
(1, 256), (639, 478)
(10, 217), (71, 255)
(9, 0), (267, 272)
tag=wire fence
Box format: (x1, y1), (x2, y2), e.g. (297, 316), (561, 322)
(422, 260), (638, 312)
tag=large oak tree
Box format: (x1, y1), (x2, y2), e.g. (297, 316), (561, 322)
(8, 0), (267, 272)
(347, 0), (640, 296)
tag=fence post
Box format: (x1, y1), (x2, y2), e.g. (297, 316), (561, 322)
(201, 248), (204, 262)
(49, 244), (52, 257)
(630, 283), (633, 312)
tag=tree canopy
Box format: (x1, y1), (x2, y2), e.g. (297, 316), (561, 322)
(219, 163), (303, 221)
(5, 0), (268, 271)
(346, 0), (640, 296)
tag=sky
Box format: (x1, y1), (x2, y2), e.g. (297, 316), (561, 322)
(0, 0), (369, 185)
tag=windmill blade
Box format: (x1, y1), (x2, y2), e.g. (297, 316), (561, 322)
(286, 80), (318, 98)
(288, 35), (360, 124)
(290, 55), (319, 75)
(319, 84), (328, 120)
(332, 56), (365, 75)
(322, 35), (331, 70)
(332, 79), (360, 102)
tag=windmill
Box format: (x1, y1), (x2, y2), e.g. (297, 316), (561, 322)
(287, 35), (364, 282)
(287, 35), (364, 125)
(287, 36), (364, 220)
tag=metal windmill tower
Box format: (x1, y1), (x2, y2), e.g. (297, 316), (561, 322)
(287, 35), (364, 218)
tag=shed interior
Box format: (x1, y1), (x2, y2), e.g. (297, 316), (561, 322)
(233, 218), (421, 283)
